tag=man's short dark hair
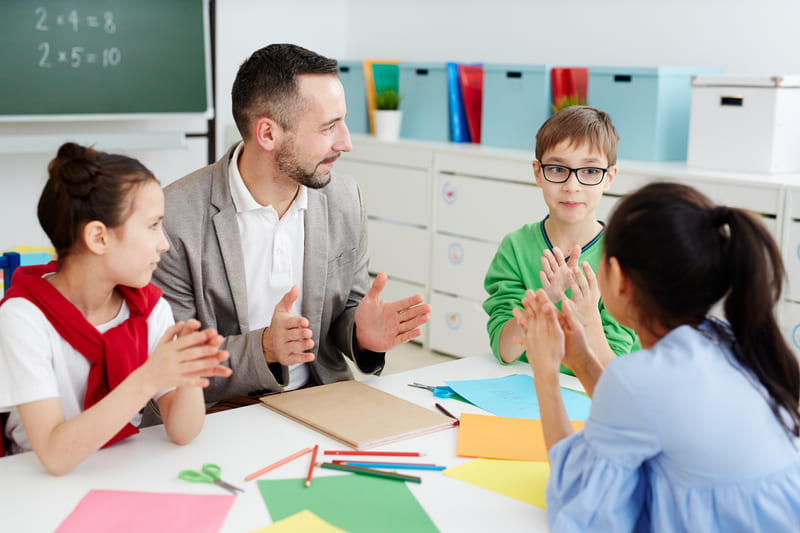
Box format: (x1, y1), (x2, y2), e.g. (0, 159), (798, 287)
(232, 43), (338, 138)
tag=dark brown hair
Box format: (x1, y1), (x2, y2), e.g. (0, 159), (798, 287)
(604, 181), (800, 438)
(535, 105), (619, 165)
(38, 142), (156, 260)
(231, 43), (338, 138)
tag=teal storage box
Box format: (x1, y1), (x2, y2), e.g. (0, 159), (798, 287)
(481, 63), (550, 151)
(587, 66), (721, 161)
(338, 60), (369, 135)
(399, 62), (450, 142)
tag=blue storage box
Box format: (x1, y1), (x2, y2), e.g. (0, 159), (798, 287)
(338, 60), (369, 135)
(481, 63), (551, 151)
(398, 62), (450, 142)
(587, 66), (721, 161)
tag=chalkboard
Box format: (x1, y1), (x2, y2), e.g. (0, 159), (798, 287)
(0, 0), (212, 119)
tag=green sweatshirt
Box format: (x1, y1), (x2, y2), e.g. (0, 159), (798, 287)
(483, 218), (640, 374)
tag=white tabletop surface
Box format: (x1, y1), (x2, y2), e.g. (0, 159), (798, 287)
(0, 353), (584, 532)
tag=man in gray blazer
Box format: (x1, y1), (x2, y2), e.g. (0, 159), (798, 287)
(152, 44), (431, 409)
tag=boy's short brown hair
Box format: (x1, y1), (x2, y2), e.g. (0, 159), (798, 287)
(534, 106), (619, 165)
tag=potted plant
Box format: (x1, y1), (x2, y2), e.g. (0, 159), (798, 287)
(374, 89), (403, 141)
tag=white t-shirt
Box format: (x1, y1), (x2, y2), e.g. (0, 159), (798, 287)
(0, 295), (174, 454)
(228, 141), (310, 390)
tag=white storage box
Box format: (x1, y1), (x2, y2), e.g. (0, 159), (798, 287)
(688, 75), (800, 173)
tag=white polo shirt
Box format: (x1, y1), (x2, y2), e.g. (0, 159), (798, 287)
(228, 142), (310, 390)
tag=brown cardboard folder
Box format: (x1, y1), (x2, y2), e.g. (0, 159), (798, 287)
(260, 380), (456, 449)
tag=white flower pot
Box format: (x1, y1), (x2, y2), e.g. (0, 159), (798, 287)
(373, 110), (403, 141)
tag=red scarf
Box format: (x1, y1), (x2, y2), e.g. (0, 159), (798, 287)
(1, 262), (162, 448)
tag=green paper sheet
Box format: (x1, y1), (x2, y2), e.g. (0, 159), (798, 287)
(257, 474), (438, 533)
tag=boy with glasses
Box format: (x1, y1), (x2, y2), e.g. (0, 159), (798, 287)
(483, 106), (639, 377)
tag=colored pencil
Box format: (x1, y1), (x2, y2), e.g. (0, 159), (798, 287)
(317, 462), (422, 483)
(331, 460), (437, 466)
(244, 447), (312, 481)
(323, 450), (424, 457)
(435, 402), (460, 425)
(305, 444), (319, 487)
(337, 461), (445, 471)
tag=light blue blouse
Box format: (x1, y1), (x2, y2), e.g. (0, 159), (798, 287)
(547, 320), (800, 532)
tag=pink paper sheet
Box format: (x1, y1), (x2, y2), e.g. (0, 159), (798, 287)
(55, 489), (236, 533)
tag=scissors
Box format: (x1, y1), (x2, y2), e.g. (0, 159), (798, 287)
(408, 382), (456, 398)
(178, 463), (244, 494)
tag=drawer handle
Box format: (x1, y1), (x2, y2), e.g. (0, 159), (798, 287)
(720, 95), (744, 107)
(506, 71), (522, 79)
(339, 66), (350, 73)
(614, 74), (632, 82)
(416, 68), (429, 75)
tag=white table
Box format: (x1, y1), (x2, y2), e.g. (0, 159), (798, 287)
(0, 353), (584, 532)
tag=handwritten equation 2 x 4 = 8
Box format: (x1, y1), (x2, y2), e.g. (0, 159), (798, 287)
(33, 6), (120, 69)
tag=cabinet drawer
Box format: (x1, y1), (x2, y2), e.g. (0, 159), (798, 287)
(336, 160), (430, 226)
(435, 174), (545, 242)
(432, 234), (497, 302)
(367, 220), (429, 284)
(681, 180), (781, 217)
(780, 300), (800, 359)
(428, 291), (491, 358)
(785, 221), (800, 302)
(597, 194), (621, 222)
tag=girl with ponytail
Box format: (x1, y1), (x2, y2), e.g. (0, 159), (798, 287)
(515, 181), (800, 531)
(0, 143), (232, 474)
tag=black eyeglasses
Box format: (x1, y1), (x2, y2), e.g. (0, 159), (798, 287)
(540, 164), (608, 186)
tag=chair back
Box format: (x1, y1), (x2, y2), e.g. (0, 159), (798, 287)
(0, 252), (21, 298)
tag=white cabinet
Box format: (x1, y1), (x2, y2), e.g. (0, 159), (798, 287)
(338, 141), (433, 345)
(343, 136), (800, 359)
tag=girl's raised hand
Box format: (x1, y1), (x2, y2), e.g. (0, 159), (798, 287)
(539, 244), (581, 304)
(513, 289), (566, 375)
(141, 321), (232, 393)
(558, 297), (595, 372)
(565, 260), (601, 327)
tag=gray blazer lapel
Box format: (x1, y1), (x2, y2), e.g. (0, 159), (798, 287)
(211, 148), (250, 332)
(303, 188), (328, 338)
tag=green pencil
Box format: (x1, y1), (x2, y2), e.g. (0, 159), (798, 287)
(317, 462), (422, 483)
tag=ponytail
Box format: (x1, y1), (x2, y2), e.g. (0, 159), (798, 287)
(605, 182), (800, 439)
(720, 208), (800, 438)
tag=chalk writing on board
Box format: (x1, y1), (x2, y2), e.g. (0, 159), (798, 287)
(34, 6), (120, 69)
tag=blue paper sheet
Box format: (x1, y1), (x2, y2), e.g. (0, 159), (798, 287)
(445, 374), (591, 421)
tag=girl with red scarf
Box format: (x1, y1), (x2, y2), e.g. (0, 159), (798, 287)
(0, 143), (232, 474)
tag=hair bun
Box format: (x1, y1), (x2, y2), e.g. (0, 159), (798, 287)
(710, 205), (730, 228)
(49, 142), (103, 198)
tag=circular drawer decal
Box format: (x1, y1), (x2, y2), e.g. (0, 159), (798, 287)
(793, 324), (800, 350)
(441, 181), (457, 204)
(447, 242), (464, 265)
(446, 311), (462, 330)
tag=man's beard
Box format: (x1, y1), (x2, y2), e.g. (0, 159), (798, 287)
(275, 140), (338, 190)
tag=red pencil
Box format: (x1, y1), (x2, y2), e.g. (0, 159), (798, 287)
(305, 444), (319, 487)
(323, 450), (424, 457)
(244, 447), (312, 481)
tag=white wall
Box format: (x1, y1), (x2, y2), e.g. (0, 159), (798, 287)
(213, 0), (800, 158)
(4, 0), (800, 250)
(345, 0), (800, 74)
(214, 0), (350, 155)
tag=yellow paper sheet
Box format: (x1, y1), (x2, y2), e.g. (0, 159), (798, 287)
(444, 458), (550, 508)
(456, 413), (584, 461)
(5, 244), (56, 255)
(248, 510), (347, 533)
